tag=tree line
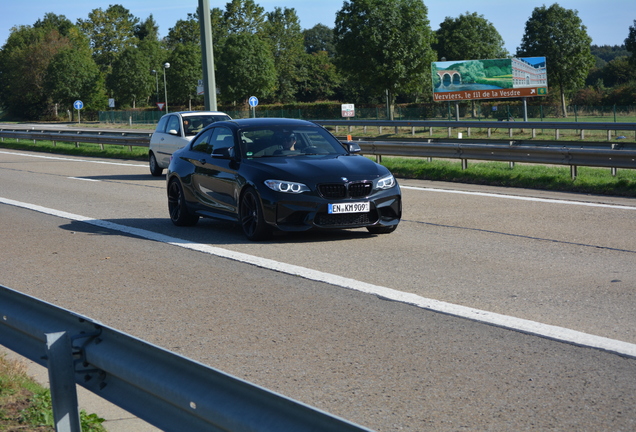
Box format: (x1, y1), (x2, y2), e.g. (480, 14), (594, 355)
(0, 0), (634, 120)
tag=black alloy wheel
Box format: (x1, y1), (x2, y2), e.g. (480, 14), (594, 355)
(240, 188), (271, 241)
(168, 179), (199, 226)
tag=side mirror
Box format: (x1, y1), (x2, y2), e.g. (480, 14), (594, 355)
(168, 129), (179, 136)
(347, 142), (362, 154)
(211, 147), (233, 159)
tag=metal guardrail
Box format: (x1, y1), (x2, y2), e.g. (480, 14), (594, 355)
(1, 122), (635, 176)
(314, 119), (636, 132)
(0, 128), (151, 148)
(355, 141), (636, 169)
(0, 284), (373, 432)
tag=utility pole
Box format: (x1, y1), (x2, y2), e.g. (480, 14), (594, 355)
(199, 0), (218, 111)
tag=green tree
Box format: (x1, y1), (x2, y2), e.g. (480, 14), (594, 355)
(296, 51), (342, 101)
(216, 32), (276, 103)
(433, 12), (508, 61)
(135, 14), (159, 41)
(303, 24), (336, 56)
(0, 26), (59, 118)
(78, 4), (140, 74)
(224, 0), (265, 34)
(516, 4), (594, 116)
(334, 0), (436, 118)
(165, 43), (203, 106)
(44, 29), (105, 114)
(0, 15), (104, 119)
(264, 7), (304, 103)
(626, 20), (636, 66)
(106, 47), (152, 108)
(165, 13), (200, 49)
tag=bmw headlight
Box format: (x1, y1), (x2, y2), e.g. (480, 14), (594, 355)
(264, 179), (310, 194)
(375, 174), (396, 190)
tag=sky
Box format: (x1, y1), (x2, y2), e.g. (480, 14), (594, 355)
(1, 0), (634, 55)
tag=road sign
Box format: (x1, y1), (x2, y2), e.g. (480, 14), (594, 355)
(248, 96), (259, 107)
(108, 98), (115, 108)
(73, 100), (84, 110)
(156, 103), (165, 111)
(341, 104), (355, 117)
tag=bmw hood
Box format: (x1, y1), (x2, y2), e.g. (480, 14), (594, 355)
(247, 155), (390, 184)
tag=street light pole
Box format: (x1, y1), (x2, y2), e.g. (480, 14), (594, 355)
(163, 62), (170, 114)
(151, 70), (159, 105)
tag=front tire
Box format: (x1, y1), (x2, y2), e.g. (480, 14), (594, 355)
(240, 188), (271, 241)
(168, 179), (199, 226)
(149, 152), (163, 177)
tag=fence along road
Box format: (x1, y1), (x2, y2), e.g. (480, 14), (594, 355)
(1, 121), (636, 177)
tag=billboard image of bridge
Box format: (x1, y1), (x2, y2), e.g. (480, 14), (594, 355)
(432, 57), (548, 102)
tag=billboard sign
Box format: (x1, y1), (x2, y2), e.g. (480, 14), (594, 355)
(431, 57), (548, 102)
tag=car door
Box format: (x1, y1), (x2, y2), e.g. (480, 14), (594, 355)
(190, 127), (240, 218)
(159, 114), (187, 166)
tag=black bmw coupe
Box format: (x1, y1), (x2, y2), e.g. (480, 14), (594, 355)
(166, 118), (401, 240)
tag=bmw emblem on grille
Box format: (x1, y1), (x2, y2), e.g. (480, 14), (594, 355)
(341, 177), (348, 182)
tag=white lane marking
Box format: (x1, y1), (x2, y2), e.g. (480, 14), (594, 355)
(68, 177), (101, 182)
(0, 150), (146, 168)
(402, 185), (636, 210)
(2, 195), (636, 359)
(3, 149), (633, 210)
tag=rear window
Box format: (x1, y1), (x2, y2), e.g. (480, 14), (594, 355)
(183, 114), (232, 137)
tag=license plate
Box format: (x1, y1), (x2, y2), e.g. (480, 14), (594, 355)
(328, 202), (370, 214)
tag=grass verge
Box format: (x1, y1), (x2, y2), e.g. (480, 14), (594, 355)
(0, 354), (106, 431)
(1, 138), (635, 197)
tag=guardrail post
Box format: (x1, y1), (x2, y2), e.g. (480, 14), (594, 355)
(555, 129), (560, 140)
(461, 159), (468, 170)
(580, 129), (585, 140)
(509, 141), (515, 168)
(611, 143), (619, 176)
(607, 130), (611, 141)
(570, 165), (578, 179)
(447, 127), (452, 138)
(487, 128), (492, 138)
(45, 331), (82, 432)
(532, 129), (536, 138)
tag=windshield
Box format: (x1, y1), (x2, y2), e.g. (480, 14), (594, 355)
(239, 125), (348, 158)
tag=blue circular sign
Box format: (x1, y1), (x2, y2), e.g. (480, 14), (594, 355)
(73, 100), (84, 110)
(248, 96), (258, 107)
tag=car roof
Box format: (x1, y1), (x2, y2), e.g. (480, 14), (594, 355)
(175, 111), (230, 116)
(214, 118), (317, 129)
